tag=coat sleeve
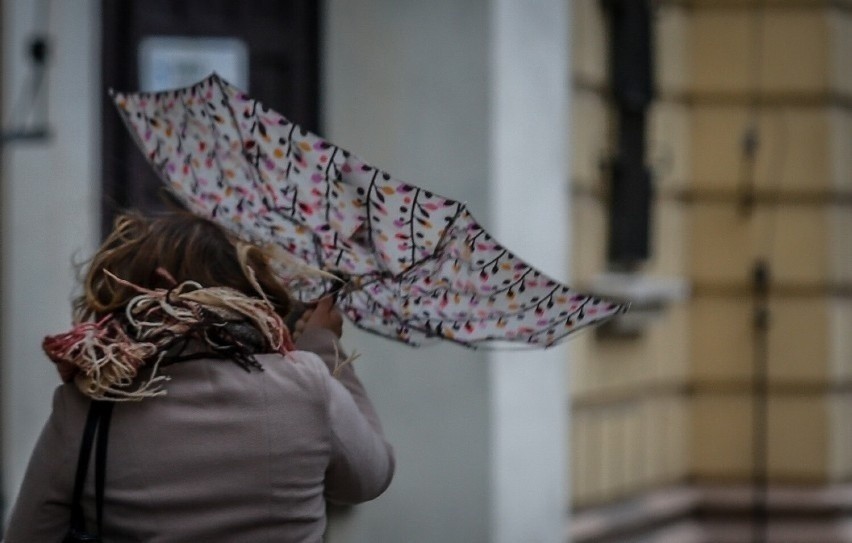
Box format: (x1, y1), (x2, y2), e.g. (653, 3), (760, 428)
(294, 329), (395, 504)
(2, 386), (76, 543)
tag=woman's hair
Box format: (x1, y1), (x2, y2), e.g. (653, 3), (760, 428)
(75, 212), (292, 320)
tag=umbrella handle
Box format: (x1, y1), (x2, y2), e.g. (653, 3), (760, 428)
(284, 272), (349, 332)
(284, 287), (345, 332)
(284, 303), (308, 332)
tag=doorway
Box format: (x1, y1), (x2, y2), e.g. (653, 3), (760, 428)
(100, 0), (322, 235)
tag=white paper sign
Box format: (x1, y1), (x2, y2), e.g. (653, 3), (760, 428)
(138, 36), (249, 92)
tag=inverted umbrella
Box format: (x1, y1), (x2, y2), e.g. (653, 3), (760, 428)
(111, 74), (627, 347)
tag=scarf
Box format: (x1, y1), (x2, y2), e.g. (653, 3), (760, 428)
(43, 278), (295, 401)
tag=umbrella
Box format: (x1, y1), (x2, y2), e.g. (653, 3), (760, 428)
(111, 73), (628, 348)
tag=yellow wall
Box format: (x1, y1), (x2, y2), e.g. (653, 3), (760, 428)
(569, 0), (692, 507)
(570, 0), (852, 508)
(688, 0), (852, 483)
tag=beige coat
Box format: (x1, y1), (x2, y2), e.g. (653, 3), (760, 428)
(3, 328), (394, 542)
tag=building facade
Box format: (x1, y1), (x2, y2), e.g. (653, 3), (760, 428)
(570, 1), (852, 542)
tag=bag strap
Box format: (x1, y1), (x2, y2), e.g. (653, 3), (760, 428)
(94, 402), (114, 532)
(69, 400), (114, 536)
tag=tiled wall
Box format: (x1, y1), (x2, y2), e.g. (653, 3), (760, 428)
(569, 0), (692, 508)
(569, 0), (852, 511)
(686, 0), (852, 484)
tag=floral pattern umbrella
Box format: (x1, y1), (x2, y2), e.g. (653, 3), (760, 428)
(111, 74), (628, 347)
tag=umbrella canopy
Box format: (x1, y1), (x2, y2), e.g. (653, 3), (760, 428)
(111, 73), (628, 347)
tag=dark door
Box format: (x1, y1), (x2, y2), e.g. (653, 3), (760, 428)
(101, 0), (321, 236)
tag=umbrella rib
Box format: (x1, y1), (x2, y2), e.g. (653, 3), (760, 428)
(323, 147), (340, 225)
(432, 203), (467, 255)
(333, 233), (346, 268)
(112, 95), (186, 210)
(364, 170), (391, 275)
(284, 122), (297, 159)
(243, 100), (274, 210)
(197, 86), (232, 195)
(409, 188), (419, 266)
(209, 76), (265, 207)
(352, 283), (409, 333)
(526, 297), (595, 343)
(472, 249), (509, 274)
(417, 284), (566, 323)
(176, 92), (205, 207)
(277, 123), (299, 217)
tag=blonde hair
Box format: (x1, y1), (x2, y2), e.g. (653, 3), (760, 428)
(76, 212), (293, 321)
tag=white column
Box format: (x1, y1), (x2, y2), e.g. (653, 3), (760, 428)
(488, 1), (571, 542)
(1, 0), (100, 520)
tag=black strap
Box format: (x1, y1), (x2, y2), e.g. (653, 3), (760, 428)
(69, 400), (114, 537)
(94, 402), (114, 532)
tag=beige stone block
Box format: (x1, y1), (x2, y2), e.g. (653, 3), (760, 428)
(828, 299), (852, 382)
(655, 4), (690, 95)
(570, 298), (688, 399)
(692, 266), (844, 389)
(829, 10), (852, 97)
(651, 303), (691, 385)
(571, 410), (592, 505)
(649, 101), (691, 192)
(689, 10), (752, 94)
(767, 395), (829, 480)
(571, 88), (612, 187)
(662, 395), (690, 483)
(645, 199), (689, 278)
(568, 210), (684, 397)
(571, 339), (688, 496)
(829, 206), (852, 284)
(767, 298), (829, 383)
(689, 204), (754, 285)
(690, 204), (831, 285)
(573, 408), (607, 506)
(690, 8), (830, 95)
(770, 206), (830, 285)
(829, 393), (852, 480)
(690, 105), (749, 191)
(599, 408), (625, 500)
(761, 9), (829, 94)
(571, 0), (608, 87)
(570, 193), (607, 285)
(691, 296), (753, 383)
(691, 105), (832, 193)
(829, 107), (852, 191)
(641, 399), (665, 486)
(571, 187), (688, 284)
(569, 326), (656, 398)
(755, 108), (830, 193)
(691, 393), (754, 478)
(642, 395), (690, 485)
(622, 405), (645, 494)
(598, 404), (646, 499)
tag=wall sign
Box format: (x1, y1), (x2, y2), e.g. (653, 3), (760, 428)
(138, 36), (249, 92)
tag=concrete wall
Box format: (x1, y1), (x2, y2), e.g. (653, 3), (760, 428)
(324, 0), (571, 541)
(323, 3), (491, 540)
(1, 0), (100, 520)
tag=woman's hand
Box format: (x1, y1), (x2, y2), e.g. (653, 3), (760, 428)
(295, 296), (343, 338)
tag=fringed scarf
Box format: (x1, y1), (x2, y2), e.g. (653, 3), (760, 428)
(43, 275), (295, 401)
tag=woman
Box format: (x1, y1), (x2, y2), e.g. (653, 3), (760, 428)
(3, 212), (394, 542)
